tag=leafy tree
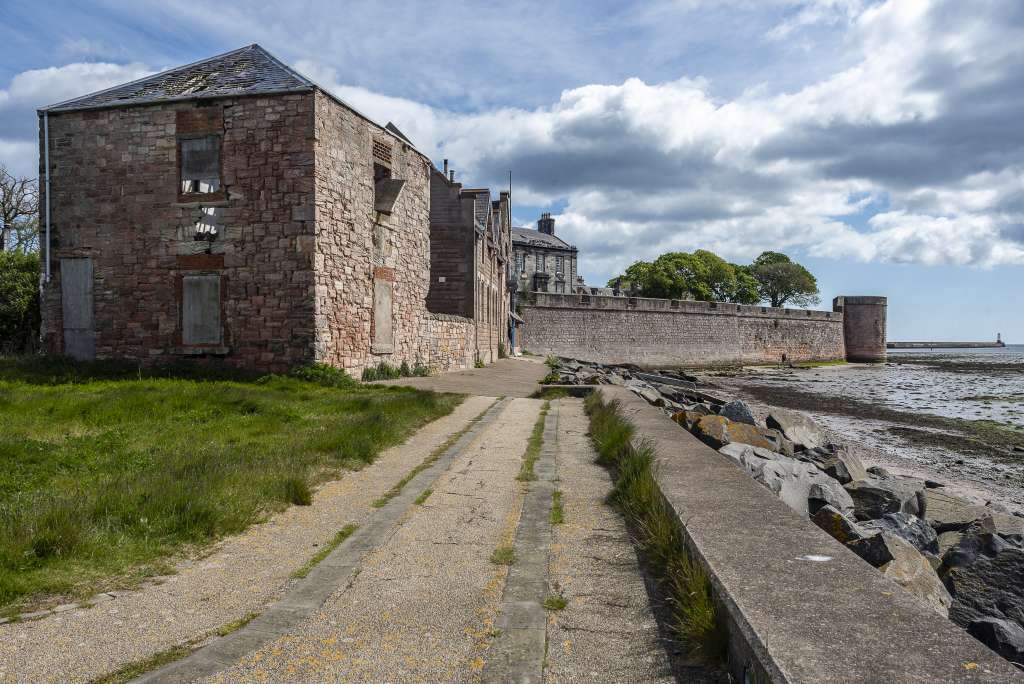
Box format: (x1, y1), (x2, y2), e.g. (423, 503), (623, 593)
(0, 250), (41, 353)
(0, 165), (39, 253)
(749, 251), (820, 308)
(610, 250), (761, 304)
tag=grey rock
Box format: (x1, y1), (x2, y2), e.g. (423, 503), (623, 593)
(718, 443), (785, 464)
(738, 451), (854, 518)
(926, 489), (1024, 537)
(938, 530), (964, 557)
(634, 372), (697, 391)
(861, 513), (939, 554)
(940, 519), (1024, 629)
(845, 477), (926, 521)
(799, 443), (868, 485)
(849, 533), (952, 616)
(867, 465), (893, 478)
(604, 373), (626, 386)
(966, 618), (1024, 667)
(766, 408), (828, 451)
(720, 400), (757, 425)
(811, 504), (869, 544)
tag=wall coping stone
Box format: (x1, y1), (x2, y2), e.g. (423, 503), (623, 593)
(599, 386), (1023, 683)
(526, 292), (841, 321)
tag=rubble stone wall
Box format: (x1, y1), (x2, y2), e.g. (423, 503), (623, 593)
(40, 93), (318, 371)
(520, 293), (844, 366)
(418, 313), (476, 372)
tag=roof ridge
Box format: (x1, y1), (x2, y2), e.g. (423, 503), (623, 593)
(41, 44), (271, 112)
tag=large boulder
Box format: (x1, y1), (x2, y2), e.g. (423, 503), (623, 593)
(861, 512), (939, 554)
(812, 504), (869, 544)
(925, 489), (1024, 541)
(966, 618), (1024, 668)
(848, 533), (952, 616)
(733, 449), (854, 517)
(720, 400), (757, 425)
(766, 408), (828, 451)
(798, 443), (868, 484)
(939, 519), (1024, 628)
(844, 477), (926, 521)
(693, 415), (793, 455)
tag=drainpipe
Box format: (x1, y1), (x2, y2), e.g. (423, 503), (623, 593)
(43, 111), (52, 282)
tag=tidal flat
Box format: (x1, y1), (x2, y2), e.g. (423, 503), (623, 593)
(707, 346), (1024, 514)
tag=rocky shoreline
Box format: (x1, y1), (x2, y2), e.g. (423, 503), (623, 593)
(545, 357), (1024, 669)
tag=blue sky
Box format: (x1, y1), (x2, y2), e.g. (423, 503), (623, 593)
(2, 0), (1022, 341)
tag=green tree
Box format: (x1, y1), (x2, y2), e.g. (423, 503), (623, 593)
(0, 250), (41, 353)
(611, 250), (762, 304)
(749, 251), (820, 308)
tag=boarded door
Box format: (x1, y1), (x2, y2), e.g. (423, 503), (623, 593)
(182, 274), (222, 345)
(61, 257), (95, 360)
(372, 278), (394, 353)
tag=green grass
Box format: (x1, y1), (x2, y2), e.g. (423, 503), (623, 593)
(413, 488), (433, 505)
(517, 401), (549, 482)
(490, 546), (516, 565)
(543, 594), (567, 611)
(371, 402), (490, 508)
(0, 356), (461, 612)
(585, 392), (728, 663)
(550, 490), (564, 524)
(291, 524), (359, 579)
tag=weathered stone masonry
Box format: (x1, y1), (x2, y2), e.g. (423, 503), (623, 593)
(37, 45), (498, 376)
(520, 292), (848, 366)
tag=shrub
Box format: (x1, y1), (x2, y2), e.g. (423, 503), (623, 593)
(289, 363), (358, 388)
(474, 357), (485, 368)
(545, 355), (559, 368)
(498, 342), (507, 359)
(0, 251), (40, 354)
(376, 362), (401, 380)
(399, 361), (411, 377)
(412, 362), (430, 377)
(361, 366), (378, 382)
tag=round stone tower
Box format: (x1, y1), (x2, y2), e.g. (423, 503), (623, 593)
(833, 296), (887, 362)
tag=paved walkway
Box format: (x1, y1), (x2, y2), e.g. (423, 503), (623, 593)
(374, 357), (549, 397)
(2, 361), (708, 683)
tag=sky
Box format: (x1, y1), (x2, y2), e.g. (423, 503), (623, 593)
(1, 0), (1022, 341)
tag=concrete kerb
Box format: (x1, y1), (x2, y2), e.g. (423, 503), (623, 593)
(481, 401), (560, 683)
(597, 387), (1024, 684)
(133, 396), (510, 684)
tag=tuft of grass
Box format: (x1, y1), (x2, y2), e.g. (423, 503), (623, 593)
(474, 357), (486, 368)
(545, 355), (559, 368)
(0, 355), (460, 612)
(550, 490), (564, 524)
(490, 546), (516, 565)
(89, 643), (194, 684)
(291, 524), (358, 579)
(215, 610), (259, 637)
(372, 402), (490, 508)
(531, 387), (571, 400)
(414, 488), (433, 505)
(517, 401), (550, 482)
(543, 594), (567, 611)
(584, 393), (728, 663)
(288, 363), (358, 388)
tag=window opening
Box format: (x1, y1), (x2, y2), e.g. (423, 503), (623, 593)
(180, 136), (220, 194)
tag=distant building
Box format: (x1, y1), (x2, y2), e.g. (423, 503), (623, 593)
(511, 213), (581, 294)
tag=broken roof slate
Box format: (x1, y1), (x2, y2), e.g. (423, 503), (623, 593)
(42, 44), (315, 113)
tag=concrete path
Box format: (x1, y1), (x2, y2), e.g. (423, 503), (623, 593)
(205, 398), (543, 682)
(0, 396), (496, 684)
(374, 357), (549, 397)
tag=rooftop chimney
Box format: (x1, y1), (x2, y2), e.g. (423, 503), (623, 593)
(443, 159), (449, 177)
(449, 169), (455, 182)
(538, 212), (555, 235)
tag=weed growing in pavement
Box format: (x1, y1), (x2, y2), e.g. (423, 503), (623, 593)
(543, 595), (567, 611)
(414, 488), (433, 505)
(517, 401), (549, 482)
(584, 392), (728, 664)
(291, 524), (359, 579)
(490, 546), (516, 565)
(550, 490), (564, 524)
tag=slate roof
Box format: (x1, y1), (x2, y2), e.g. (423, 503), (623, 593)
(42, 44), (316, 113)
(512, 227), (575, 250)
(461, 189), (492, 230)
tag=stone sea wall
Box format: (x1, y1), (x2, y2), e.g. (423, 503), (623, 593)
(520, 293), (845, 367)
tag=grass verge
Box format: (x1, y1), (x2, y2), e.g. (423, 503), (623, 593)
(291, 524), (359, 579)
(0, 356), (461, 613)
(490, 546), (516, 565)
(584, 392), (728, 663)
(550, 490), (564, 524)
(516, 401), (550, 482)
(371, 401), (494, 508)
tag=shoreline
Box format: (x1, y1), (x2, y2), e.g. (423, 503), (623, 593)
(706, 370), (1024, 516)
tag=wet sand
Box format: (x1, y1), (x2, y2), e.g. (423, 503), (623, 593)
(703, 346), (1024, 515)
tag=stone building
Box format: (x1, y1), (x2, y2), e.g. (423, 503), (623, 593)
(37, 44), (504, 375)
(426, 163), (512, 363)
(511, 213), (581, 294)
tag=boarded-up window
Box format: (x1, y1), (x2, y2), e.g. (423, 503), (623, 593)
(182, 274), (221, 345)
(61, 257), (95, 360)
(372, 278), (394, 353)
(180, 136), (221, 194)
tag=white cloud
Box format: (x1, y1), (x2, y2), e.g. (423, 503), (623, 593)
(0, 62), (153, 111)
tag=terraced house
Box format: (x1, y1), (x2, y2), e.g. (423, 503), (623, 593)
(37, 44), (510, 375)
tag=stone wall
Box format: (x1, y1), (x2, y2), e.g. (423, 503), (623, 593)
(40, 93), (318, 372)
(418, 313), (476, 372)
(520, 293), (845, 366)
